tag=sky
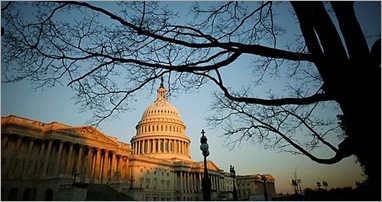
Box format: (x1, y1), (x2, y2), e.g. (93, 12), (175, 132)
(1, 1), (380, 194)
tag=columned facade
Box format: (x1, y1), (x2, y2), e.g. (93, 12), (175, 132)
(1, 116), (131, 201)
(130, 81), (191, 161)
(1, 81), (276, 201)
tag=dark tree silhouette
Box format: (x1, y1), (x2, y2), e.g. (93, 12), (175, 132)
(1, 2), (380, 199)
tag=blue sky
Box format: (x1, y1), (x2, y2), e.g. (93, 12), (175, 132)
(1, 1), (380, 194)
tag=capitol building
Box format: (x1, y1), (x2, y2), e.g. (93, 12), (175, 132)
(1, 82), (276, 201)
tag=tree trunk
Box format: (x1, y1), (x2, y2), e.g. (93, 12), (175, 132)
(292, 2), (381, 199)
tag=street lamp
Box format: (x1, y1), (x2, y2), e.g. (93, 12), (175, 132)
(200, 129), (211, 201)
(230, 165), (238, 201)
(261, 175), (268, 201)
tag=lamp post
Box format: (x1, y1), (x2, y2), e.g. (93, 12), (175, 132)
(230, 165), (238, 201)
(200, 129), (211, 201)
(261, 175), (268, 201)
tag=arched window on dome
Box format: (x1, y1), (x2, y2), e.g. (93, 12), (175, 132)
(148, 126), (150, 132)
(165, 125), (168, 131)
(161, 125), (163, 131)
(156, 125), (159, 131)
(170, 142), (173, 152)
(173, 126), (175, 133)
(152, 125), (154, 132)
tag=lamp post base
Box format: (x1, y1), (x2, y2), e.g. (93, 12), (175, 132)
(202, 176), (211, 201)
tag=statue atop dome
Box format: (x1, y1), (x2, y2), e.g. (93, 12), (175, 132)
(157, 77), (167, 101)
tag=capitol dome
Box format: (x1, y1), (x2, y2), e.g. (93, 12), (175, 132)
(130, 80), (191, 161)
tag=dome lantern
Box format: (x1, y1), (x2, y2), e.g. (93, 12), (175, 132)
(157, 77), (167, 101)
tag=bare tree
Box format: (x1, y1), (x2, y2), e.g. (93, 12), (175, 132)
(1, 2), (380, 198)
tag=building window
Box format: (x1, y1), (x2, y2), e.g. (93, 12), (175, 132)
(161, 180), (165, 190)
(146, 179), (150, 189)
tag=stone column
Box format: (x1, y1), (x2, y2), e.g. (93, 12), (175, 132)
(35, 140), (45, 177)
(213, 175), (216, 191)
(182, 141), (186, 155)
(137, 141), (141, 154)
(180, 171), (183, 192)
(157, 139), (161, 153)
(199, 173), (202, 191)
(177, 141), (181, 154)
(131, 143), (134, 154)
(166, 139), (169, 153)
(181, 141), (183, 154)
(42, 139), (53, 175)
(86, 148), (93, 182)
(66, 143), (74, 175)
(94, 148), (101, 180)
(192, 173), (196, 192)
(22, 138), (34, 176)
(185, 143), (187, 156)
(122, 156), (127, 179)
(187, 172), (191, 192)
(153, 139), (157, 153)
(6, 135), (22, 176)
(147, 140), (151, 153)
(76, 145), (83, 180)
(117, 155), (122, 178)
(54, 141), (64, 175)
(110, 151), (116, 179)
(142, 140), (145, 154)
(103, 151), (110, 182)
(175, 140), (178, 153)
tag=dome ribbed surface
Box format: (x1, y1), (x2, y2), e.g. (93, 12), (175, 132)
(141, 98), (181, 121)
